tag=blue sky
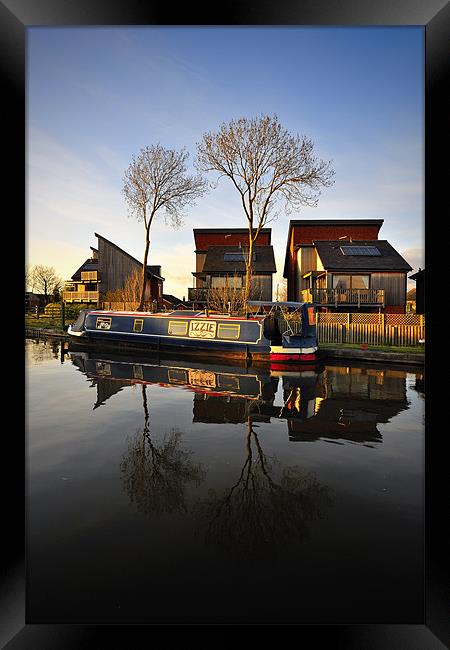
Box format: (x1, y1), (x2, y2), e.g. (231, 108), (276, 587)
(27, 26), (424, 297)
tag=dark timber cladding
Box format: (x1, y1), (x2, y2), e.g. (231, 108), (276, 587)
(95, 232), (164, 302)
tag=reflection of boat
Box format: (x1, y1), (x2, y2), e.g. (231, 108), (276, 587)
(67, 301), (319, 365)
(69, 350), (269, 402)
(69, 351), (410, 445)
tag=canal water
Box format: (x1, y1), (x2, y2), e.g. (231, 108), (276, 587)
(26, 338), (424, 624)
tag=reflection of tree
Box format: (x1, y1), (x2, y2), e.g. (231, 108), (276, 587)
(194, 417), (332, 557)
(120, 385), (205, 515)
(25, 338), (60, 364)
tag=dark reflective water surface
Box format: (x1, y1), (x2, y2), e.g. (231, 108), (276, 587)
(26, 338), (424, 624)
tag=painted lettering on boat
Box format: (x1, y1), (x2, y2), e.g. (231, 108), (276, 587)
(96, 317), (112, 330)
(188, 369), (216, 388)
(188, 320), (217, 339)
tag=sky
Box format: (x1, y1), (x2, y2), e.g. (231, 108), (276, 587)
(27, 26), (424, 297)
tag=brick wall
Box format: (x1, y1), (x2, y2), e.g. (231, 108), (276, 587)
(292, 224), (381, 245)
(195, 231), (271, 249)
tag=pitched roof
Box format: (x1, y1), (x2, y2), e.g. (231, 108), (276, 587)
(314, 240), (413, 272)
(95, 233), (165, 280)
(201, 245), (276, 274)
(409, 268), (424, 280)
(71, 257), (98, 280)
(283, 219), (384, 277)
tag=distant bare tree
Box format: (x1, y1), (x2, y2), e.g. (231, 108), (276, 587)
(28, 265), (63, 302)
(275, 280), (288, 302)
(123, 145), (207, 311)
(197, 114), (335, 302)
(25, 265), (34, 291)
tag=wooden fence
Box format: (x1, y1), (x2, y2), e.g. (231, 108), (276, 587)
(316, 312), (425, 347)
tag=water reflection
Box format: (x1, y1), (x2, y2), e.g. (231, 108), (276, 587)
(68, 349), (416, 446)
(120, 384), (206, 515)
(194, 416), (332, 558)
(25, 337), (63, 364)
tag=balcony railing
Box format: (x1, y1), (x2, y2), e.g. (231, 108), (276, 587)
(188, 287), (244, 302)
(62, 291), (99, 303)
(301, 288), (384, 306)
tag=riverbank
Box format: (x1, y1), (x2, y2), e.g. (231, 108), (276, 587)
(25, 328), (425, 365)
(318, 343), (424, 365)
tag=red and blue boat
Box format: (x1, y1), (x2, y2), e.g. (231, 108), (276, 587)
(67, 300), (319, 366)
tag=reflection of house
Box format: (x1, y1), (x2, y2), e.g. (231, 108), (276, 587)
(188, 228), (276, 305)
(287, 366), (409, 442)
(409, 268), (424, 314)
(63, 233), (165, 308)
(283, 219), (412, 313)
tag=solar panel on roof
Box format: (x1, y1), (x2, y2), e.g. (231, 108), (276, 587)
(340, 245), (381, 256)
(223, 252), (256, 261)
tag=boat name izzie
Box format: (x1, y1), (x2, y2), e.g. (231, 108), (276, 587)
(188, 320), (217, 338)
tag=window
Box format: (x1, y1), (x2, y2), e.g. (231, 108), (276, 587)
(332, 275), (350, 290)
(223, 252), (256, 262)
(218, 323), (241, 340)
(218, 375), (239, 390)
(168, 320), (188, 336)
(133, 318), (144, 333)
(340, 246), (381, 256)
(332, 275), (369, 289)
(211, 275), (242, 288)
(351, 275), (370, 289)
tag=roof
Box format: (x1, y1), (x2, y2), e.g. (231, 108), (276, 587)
(95, 233), (165, 280)
(71, 257), (98, 280)
(409, 268), (424, 280)
(163, 293), (184, 305)
(283, 219), (384, 278)
(314, 240), (413, 272)
(201, 245), (276, 274)
(288, 219), (384, 227)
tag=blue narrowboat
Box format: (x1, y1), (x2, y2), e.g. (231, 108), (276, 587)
(67, 301), (319, 365)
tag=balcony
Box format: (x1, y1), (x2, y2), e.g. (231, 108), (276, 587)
(188, 287), (246, 303)
(301, 288), (384, 307)
(62, 291), (99, 303)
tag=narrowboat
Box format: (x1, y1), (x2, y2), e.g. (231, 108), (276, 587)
(67, 300), (319, 365)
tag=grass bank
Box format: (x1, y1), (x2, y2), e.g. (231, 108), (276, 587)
(319, 342), (424, 355)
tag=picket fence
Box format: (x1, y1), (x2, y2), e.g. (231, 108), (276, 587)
(316, 312), (425, 347)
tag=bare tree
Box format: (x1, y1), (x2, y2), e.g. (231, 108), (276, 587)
(197, 114), (335, 302)
(205, 272), (261, 314)
(28, 265), (63, 301)
(104, 268), (142, 310)
(123, 145), (207, 311)
(275, 279), (288, 302)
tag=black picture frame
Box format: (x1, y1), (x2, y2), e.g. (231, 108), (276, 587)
(6, 1), (448, 647)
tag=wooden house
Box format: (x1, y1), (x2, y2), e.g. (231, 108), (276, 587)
(188, 228), (276, 305)
(283, 219), (412, 313)
(63, 234), (164, 308)
(63, 247), (100, 304)
(409, 268), (424, 314)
